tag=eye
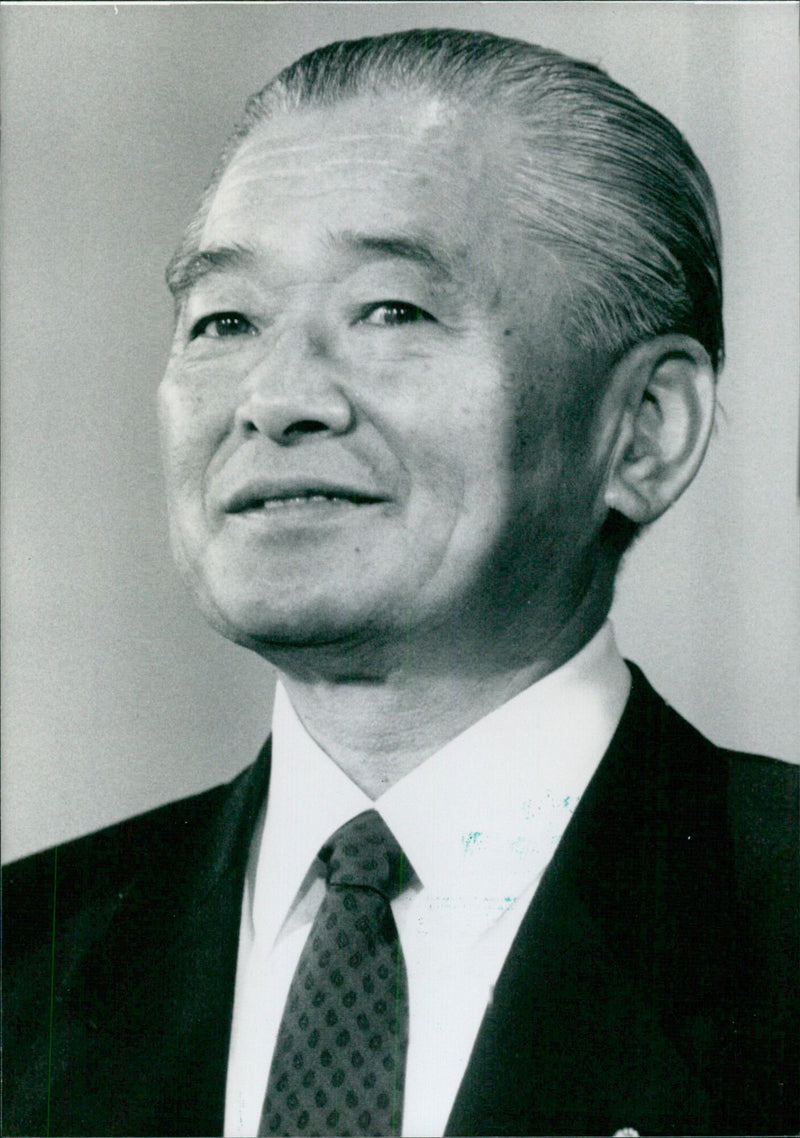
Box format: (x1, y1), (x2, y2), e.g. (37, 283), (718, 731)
(189, 311), (257, 340)
(359, 302), (435, 327)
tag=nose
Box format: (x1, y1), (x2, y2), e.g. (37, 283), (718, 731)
(234, 327), (354, 445)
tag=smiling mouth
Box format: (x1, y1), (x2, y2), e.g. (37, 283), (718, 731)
(225, 489), (386, 514)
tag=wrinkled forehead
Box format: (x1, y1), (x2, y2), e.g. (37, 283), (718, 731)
(200, 92), (520, 268)
(212, 93), (461, 199)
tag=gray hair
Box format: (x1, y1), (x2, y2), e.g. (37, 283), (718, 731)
(173, 27), (724, 374)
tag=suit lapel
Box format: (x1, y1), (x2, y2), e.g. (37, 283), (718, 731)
(446, 668), (730, 1136)
(46, 744), (272, 1137)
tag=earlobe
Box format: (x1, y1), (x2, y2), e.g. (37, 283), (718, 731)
(602, 335), (716, 525)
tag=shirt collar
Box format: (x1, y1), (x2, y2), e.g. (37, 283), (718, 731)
(250, 622), (630, 948)
(378, 622), (630, 926)
(249, 685), (372, 949)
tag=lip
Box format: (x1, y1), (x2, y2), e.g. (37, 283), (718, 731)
(219, 478), (390, 514)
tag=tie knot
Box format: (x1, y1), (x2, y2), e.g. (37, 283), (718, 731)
(321, 810), (411, 901)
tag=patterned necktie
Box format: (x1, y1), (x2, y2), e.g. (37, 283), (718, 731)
(259, 810), (413, 1137)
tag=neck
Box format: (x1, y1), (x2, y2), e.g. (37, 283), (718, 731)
(272, 584), (613, 799)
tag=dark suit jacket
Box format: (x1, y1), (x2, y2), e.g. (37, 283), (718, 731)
(4, 667), (798, 1136)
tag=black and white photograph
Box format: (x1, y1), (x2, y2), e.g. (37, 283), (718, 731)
(2, 3), (798, 1135)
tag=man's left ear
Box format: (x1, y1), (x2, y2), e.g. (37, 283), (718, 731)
(601, 334), (716, 525)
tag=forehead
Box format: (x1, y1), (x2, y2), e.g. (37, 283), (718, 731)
(200, 93), (518, 275)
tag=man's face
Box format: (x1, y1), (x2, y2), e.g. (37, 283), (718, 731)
(159, 93), (611, 660)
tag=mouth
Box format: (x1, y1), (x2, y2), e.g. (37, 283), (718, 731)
(222, 482), (388, 515)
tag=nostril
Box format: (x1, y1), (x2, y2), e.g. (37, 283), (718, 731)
(283, 419), (329, 439)
(235, 386), (354, 441)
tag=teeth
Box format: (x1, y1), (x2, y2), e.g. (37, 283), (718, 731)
(258, 494), (350, 508)
(230, 490), (381, 513)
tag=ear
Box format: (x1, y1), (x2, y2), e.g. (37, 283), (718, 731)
(601, 335), (716, 525)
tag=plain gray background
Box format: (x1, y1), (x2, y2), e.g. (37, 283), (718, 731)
(2, 2), (799, 864)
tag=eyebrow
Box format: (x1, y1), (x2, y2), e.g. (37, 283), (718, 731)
(165, 230), (459, 301)
(165, 243), (259, 300)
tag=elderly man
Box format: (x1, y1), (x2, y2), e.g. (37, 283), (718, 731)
(5, 28), (798, 1138)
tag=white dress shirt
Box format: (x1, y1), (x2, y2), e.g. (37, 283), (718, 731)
(224, 623), (631, 1137)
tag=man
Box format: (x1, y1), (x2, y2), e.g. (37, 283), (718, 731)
(4, 28), (797, 1138)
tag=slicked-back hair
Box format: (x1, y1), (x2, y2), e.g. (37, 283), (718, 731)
(174, 27), (724, 375)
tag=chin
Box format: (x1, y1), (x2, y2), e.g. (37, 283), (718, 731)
(195, 584), (387, 655)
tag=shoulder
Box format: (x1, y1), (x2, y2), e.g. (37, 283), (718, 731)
(3, 749), (271, 1138)
(618, 663), (798, 933)
(624, 662), (798, 960)
(3, 743), (271, 964)
(723, 742), (799, 845)
(625, 660), (798, 805)
(5, 779), (228, 918)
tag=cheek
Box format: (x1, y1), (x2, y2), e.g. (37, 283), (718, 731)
(387, 383), (498, 511)
(513, 385), (608, 545)
(418, 397), (520, 541)
(158, 372), (230, 496)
